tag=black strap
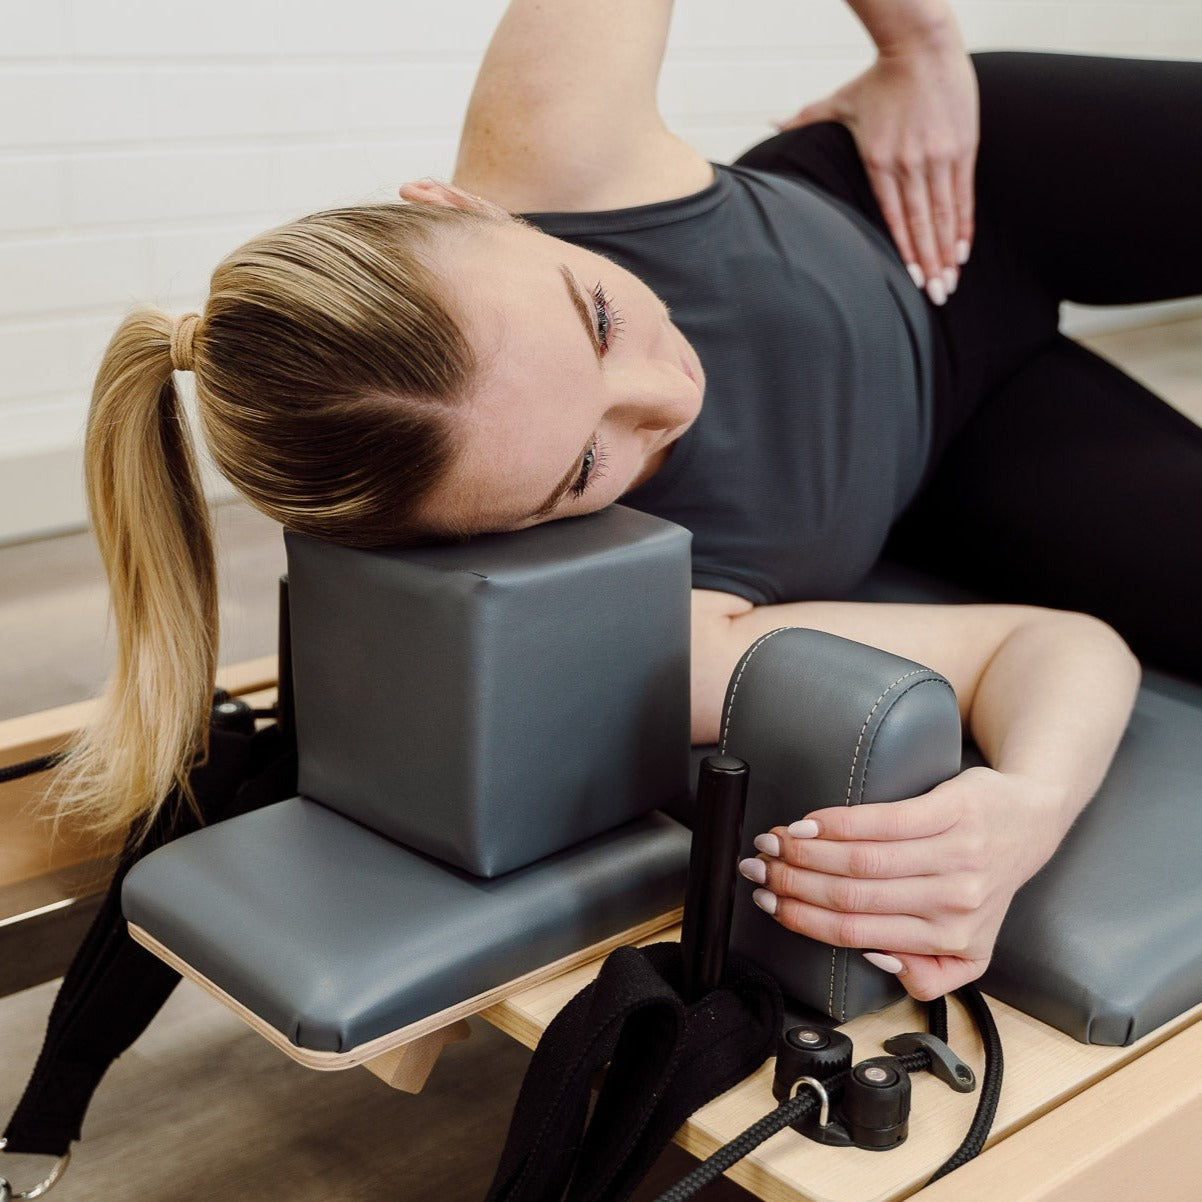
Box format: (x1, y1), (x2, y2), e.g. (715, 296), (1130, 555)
(485, 942), (782, 1202)
(2, 723), (296, 1157)
(0, 752), (65, 785)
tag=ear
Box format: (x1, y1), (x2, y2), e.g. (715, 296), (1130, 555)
(398, 178), (510, 221)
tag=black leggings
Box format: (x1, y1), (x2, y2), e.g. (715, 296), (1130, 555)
(735, 51), (1202, 682)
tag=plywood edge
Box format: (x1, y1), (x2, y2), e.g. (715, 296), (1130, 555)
(128, 907), (682, 1072)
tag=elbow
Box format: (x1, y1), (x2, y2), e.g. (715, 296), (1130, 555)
(1060, 610), (1143, 697)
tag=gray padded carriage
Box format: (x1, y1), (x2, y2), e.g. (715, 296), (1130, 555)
(123, 512), (1202, 1053)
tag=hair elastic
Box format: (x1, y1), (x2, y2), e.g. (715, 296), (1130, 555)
(170, 313), (200, 373)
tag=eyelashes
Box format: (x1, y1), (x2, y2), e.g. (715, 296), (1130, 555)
(570, 435), (609, 499)
(591, 282), (624, 355)
(566, 279), (620, 501)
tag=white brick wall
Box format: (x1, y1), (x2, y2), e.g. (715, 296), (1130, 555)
(1, 0), (1200, 542)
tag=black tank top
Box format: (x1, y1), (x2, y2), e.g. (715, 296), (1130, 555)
(524, 163), (933, 603)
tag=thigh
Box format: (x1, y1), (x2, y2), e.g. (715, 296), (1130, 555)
(972, 51), (1202, 304)
(886, 335), (1202, 681)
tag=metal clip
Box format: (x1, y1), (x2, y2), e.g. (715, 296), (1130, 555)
(882, 1032), (976, 1092)
(789, 1075), (832, 1128)
(0, 1139), (71, 1200)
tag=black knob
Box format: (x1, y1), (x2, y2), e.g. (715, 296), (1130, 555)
(772, 1027), (853, 1103)
(211, 697), (255, 736)
(842, 1057), (911, 1150)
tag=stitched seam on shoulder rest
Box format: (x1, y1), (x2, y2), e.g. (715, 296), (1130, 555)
(844, 670), (930, 807)
(857, 678), (955, 806)
(718, 626), (799, 755)
(830, 668), (931, 1017)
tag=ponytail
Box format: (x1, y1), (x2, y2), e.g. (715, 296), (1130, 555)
(54, 201), (483, 841)
(57, 309), (218, 844)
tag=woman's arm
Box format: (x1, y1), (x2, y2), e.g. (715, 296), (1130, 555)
(693, 590), (1141, 999)
(452, 0), (711, 213)
(779, 0), (978, 305)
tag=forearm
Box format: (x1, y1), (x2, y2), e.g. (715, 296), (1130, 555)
(735, 607), (1141, 997)
(842, 0), (963, 56)
(968, 611), (1142, 847)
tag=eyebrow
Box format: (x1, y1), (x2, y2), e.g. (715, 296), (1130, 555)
(559, 263), (603, 363)
(522, 268), (601, 520)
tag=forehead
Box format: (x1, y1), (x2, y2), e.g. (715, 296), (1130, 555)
(430, 222), (602, 529)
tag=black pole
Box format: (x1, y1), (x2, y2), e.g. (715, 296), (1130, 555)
(679, 755), (749, 1003)
(277, 576), (295, 745)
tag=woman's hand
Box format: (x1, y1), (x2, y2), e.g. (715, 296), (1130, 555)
(738, 766), (1070, 999)
(778, 29), (978, 306)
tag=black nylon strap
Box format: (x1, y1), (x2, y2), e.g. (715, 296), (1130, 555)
(2, 724), (296, 1157)
(485, 942), (782, 1202)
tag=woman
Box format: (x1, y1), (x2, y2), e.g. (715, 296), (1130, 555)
(65, 0), (1200, 1002)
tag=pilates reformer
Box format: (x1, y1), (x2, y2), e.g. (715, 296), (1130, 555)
(5, 505), (1202, 1200)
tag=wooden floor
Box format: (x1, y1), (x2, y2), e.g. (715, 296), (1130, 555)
(0, 315), (1199, 1200)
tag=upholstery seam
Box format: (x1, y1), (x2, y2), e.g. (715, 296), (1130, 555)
(718, 626), (800, 755)
(830, 668), (932, 1020)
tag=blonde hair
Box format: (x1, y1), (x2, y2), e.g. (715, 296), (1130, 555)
(59, 203), (488, 844)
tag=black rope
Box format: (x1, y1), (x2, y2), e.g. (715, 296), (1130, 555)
(926, 985), (1003, 1183)
(652, 1079), (829, 1202)
(0, 751), (64, 784)
(928, 994), (949, 1044)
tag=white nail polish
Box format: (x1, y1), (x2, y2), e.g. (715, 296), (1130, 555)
(956, 239), (971, 265)
(863, 951), (904, 974)
(787, 819), (819, 839)
(943, 267), (958, 295)
(753, 832), (780, 856)
(906, 262), (925, 289)
(753, 888), (778, 916)
(926, 277), (947, 306)
(739, 857), (767, 884)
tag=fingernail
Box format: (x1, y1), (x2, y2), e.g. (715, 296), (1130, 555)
(906, 262), (925, 289)
(753, 832), (780, 856)
(787, 819), (819, 839)
(753, 888), (778, 915)
(943, 266), (958, 296)
(863, 951), (904, 974)
(956, 239), (971, 265)
(926, 277), (947, 306)
(739, 857), (767, 884)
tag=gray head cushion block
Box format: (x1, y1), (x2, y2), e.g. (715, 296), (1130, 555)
(285, 506), (692, 877)
(122, 799), (690, 1054)
(718, 628), (962, 1023)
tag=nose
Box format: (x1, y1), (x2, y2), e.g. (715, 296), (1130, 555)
(612, 333), (699, 433)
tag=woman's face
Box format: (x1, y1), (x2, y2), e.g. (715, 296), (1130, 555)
(420, 217), (704, 535)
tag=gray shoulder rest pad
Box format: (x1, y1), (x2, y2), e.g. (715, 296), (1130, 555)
(122, 800), (690, 1054)
(719, 627), (962, 1022)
